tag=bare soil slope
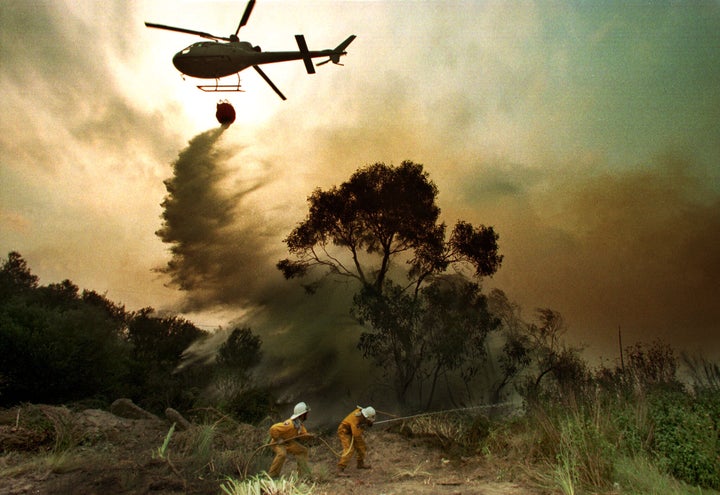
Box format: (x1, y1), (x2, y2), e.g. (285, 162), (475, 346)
(1, 406), (540, 495)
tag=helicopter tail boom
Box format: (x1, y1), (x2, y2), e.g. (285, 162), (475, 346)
(316, 35), (356, 66)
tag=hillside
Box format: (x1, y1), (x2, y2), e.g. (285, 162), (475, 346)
(1, 404), (540, 495)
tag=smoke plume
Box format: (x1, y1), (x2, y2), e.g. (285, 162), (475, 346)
(156, 128), (382, 420)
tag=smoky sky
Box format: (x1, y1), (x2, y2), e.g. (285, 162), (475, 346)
(463, 153), (720, 360)
(3, 0), (719, 383)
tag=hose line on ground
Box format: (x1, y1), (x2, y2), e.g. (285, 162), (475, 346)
(242, 433), (352, 478)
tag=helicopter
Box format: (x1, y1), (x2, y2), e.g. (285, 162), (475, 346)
(145, 0), (356, 100)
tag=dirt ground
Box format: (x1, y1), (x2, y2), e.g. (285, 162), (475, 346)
(0, 406), (542, 495)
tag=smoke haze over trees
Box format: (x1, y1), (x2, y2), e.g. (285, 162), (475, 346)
(3, 248), (719, 492)
(277, 161), (503, 407)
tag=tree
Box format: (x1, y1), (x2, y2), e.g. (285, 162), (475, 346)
(624, 340), (679, 390)
(504, 307), (589, 403)
(278, 162), (503, 407)
(488, 291), (592, 404)
(0, 258), (131, 405)
(215, 327), (269, 422)
(216, 326), (263, 392)
(420, 277), (500, 408)
(125, 308), (208, 411)
(127, 308), (206, 367)
(353, 277), (500, 407)
(353, 281), (422, 404)
(277, 161), (502, 294)
(0, 251), (39, 299)
(0, 252), (214, 411)
(487, 289), (532, 402)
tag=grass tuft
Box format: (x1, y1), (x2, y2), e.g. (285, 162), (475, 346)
(220, 472), (315, 495)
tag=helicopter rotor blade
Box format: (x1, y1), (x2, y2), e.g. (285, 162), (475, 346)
(235, 0), (256, 36)
(252, 65), (287, 100)
(144, 22), (230, 41)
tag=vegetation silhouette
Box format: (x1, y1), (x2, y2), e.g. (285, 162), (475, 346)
(2, 248), (719, 492)
(0, 251), (265, 416)
(278, 161), (503, 407)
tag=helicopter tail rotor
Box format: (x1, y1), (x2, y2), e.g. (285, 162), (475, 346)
(316, 34), (356, 66)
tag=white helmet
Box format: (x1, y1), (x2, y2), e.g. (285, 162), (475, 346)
(291, 402), (310, 420)
(360, 406), (376, 423)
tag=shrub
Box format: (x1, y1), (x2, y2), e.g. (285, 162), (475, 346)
(648, 390), (720, 489)
(223, 387), (275, 425)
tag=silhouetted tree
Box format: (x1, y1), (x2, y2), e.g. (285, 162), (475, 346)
(354, 277), (500, 406)
(215, 327), (268, 421)
(216, 326), (262, 394)
(597, 340), (682, 395)
(420, 277), (500, 407)
(624, 340), (679, 390)
(488, 290), (591, 404)
(81, 289), (128, 324)
(217, 326), (262, 372)
(508, 308), (590, 403)
(0, 251), (230, 412)
(127, 308), (205, 367)
(488, 289), (532, 402)
(353, 281), (421, 404)
(0, 254), (131, 405)
(278, 161), (502, 294)
(279, 162), (503, 407)
(0, 251), (38, 299)
(125, 308), (208, 411)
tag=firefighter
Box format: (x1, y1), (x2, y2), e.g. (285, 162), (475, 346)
(268, 402), (312, 478)
(337, 405), (375, 475)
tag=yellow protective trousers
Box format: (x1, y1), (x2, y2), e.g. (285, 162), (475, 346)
(337, 427), (367, 469)
(268, 440), (310, 477)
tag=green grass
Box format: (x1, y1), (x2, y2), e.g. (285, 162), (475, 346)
(614, 455), (720, 495)
(153, 422), (176, 459)
(220, 473), (315, 495)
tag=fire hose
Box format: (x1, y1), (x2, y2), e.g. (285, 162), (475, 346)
(241, 403), (516, 478)
(242, 433), (354, 478)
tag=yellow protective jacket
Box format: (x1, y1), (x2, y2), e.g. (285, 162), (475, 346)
(269, 418), (307, 442)
(338, 408), (366, 438)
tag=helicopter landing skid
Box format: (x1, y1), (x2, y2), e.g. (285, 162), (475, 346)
(197, 76), (245, 92)
(197, 84), (245, 92)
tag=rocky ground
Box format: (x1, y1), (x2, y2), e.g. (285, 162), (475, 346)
(0, 404), (542, 495)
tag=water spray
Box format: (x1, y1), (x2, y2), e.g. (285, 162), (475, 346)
(371, 401), (519, 425)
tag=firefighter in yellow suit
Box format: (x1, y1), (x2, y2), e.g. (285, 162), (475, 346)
(337, 405), (376, 475)
(268, 402), (312, 478)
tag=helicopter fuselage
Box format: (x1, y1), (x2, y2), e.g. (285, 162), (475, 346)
(146, 0), (355, 99)
(172, 40), (334, 79)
